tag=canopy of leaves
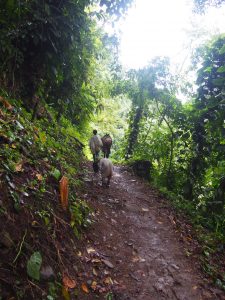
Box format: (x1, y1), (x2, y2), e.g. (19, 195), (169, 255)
(0, 0), (133, 125)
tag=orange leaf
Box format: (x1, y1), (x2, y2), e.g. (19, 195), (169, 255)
(59, 176), (69, 210)
(81, 283), (89, 294)
(63, 275), (76, 290)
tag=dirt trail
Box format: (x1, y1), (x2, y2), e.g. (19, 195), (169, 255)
(80, 165), (225, 300)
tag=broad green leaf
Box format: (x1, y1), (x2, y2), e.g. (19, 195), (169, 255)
(51, 168), (61, 180)
(27, 251), (42, 281)
(217, 66), (225, 73)
(203, 66), (212, 73)
(219, 44), (225, 54)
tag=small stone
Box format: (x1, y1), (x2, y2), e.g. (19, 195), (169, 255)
(40, 266), (55, 281)
(87, 280), (92, 286)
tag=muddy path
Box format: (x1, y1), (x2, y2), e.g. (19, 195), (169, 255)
(78, 165), (225, 300)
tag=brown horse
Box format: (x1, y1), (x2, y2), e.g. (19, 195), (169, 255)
(101, 134), (112, 158)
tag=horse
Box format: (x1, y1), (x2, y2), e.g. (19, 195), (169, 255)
(101, 134), (112, 158)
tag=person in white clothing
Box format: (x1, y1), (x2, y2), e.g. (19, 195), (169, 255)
(89, 129), (103, 164)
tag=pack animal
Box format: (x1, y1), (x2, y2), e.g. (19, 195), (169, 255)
(99, 158), (113, 187)
(101, 134), (112, 158)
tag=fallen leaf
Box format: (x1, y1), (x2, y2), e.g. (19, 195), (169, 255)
(22, 192), (29, 197)
(36, 173), (43, 181)
(141, 208), (149, 212)
(11, 143), (17, 149)
(104, 277), (113, 285)
(33, 126), (39, 133)
(77, 251), (82, 257)
(91, 258), (101, 263)
(63, 275), (76, 290)
(93, 268), (98, 276)
(31, 220), (39, 227)
(0, 96), (13, 111)
(102, 259), (114, 269)
(15, 163), (23, 172)
(81, 283), (89, 293)
(59, 176), (69, 210)
(91, 281), (98, 290)
(104, 270), (110, 275)
(87, 247), (96, 254)
(192, 285), (198, 290)
(132, 256), (145, 263)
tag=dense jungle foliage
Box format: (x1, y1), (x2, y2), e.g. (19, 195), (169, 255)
(122, 35), (225, 240)
(1, 0), (225, 289)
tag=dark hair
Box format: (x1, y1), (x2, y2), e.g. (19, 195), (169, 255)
(93, 129), (97, 135)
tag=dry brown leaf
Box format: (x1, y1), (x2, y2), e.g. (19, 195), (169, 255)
(59, 176), (69, 210)
(77, 251), (82, 257)
(81, 283), (89, 293)
(91, 281), (97, 290)
(0, 96), (13, 111)
(63, 275), (76, 290)
(132, 256), (145, 263)
(91, 258), (101, 263)
(104, 277), (113, 285)
(31, 220), (39, 227)
(141, 208), (149, 212)
(36, 173), (43, 181)
(92, 268), (98, 276)
(33, 126), (39, 133)
(87, 247), (96, 254)
(15, 163), (23, 172)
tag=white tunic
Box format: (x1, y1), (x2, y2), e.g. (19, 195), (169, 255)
(89, 135), (103, 154)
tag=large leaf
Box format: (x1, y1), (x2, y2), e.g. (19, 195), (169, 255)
(217, 66), (225, 73)
(219, 44), (225, 54)
(27, 251), (42, 281)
